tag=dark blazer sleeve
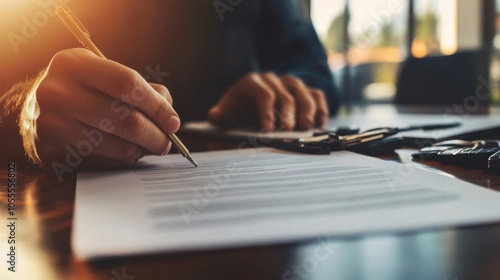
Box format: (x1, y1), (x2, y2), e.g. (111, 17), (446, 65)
(255, 0), (340, 115)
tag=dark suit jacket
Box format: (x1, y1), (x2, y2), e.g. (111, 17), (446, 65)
(158, 0), (339, 120)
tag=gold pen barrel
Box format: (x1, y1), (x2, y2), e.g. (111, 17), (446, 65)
(168, 134), (198, 167)
(56, 5), (106, 58)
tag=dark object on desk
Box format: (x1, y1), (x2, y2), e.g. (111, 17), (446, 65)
(488, 152), (500, 173)
(395, 49), (491, 106)
(273, 122), (460, 155)
(329, 122), (461, 136)
(412, 139), (500, 173)
(347, 136), (404, 156)
(273, 128), (401, 155)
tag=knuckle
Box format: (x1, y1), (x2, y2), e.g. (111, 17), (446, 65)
(317, 106), (328, 117)
(305, 97), (317, 111)
(311, 90), (328, 111)
(257, 88), (276, 102)
(122, 110), (146, 140)
(312, 89), (326, 99)
(281, 74), (297, 82)
(280, 91), (295, 105)
(50, 51), (68, 66)
(286, 102), (296, 114)
(71, 48), (95, 57)
(279, 96), (296, 116)
(159, 86), (173, 104)
(245, 73), (260, 82)
(299, 98), (316, 116)
(159, 85), (170, 96)
(51, 49), (74, 64)
(49, 52), (73, 72)
(152, 83), (169, 95)
(115, 69), (141, 95)
(311, 88), (321, 95)
(153, 100), (171, 122)
(50, 48), (90, 67)
(150, 83), (173, 104)
(283, 75), (304, 89)
(262, 71), (277, 79)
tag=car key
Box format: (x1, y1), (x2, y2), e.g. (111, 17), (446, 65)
(413, 146), (500, 170)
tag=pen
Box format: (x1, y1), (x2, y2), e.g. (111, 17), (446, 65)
(55, 5), (198, 167)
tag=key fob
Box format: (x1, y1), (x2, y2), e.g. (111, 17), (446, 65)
(488, 150), (500, 174)
(434, 147), (500, 169)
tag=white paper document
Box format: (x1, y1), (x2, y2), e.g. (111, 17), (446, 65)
(73, 148), (500, 260)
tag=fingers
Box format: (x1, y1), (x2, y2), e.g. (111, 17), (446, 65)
(38, 76), (171, 156)
(35, 49), (180, 168)
(36, 113), (162, 166)
(310, 88), (329, 126)
(207, 90), (244, 128)
(71, 87), (171, 156)
(250, 76), (276, 131)
(281, 75), (317, 130)
(48, 49), (180, 135)
(64, 122), (172, 165)
(150, 83), (173, 105)
(209, 74), (276, 131)
(208, 72), (330, 131)
(261, 73), (296, 130)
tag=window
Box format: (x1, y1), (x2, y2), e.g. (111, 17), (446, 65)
(312, 0), (409, 104)
(310, 0), (490, 105)
(412, 0), (457, 57)
(491, 0), (500, 101)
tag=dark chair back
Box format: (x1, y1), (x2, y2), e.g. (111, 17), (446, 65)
(395, 50), (491, 106)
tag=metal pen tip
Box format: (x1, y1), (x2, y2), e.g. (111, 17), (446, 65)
(187, 154), (198, 167)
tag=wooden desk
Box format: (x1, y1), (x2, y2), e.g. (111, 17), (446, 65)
(3, 137), (500, 280)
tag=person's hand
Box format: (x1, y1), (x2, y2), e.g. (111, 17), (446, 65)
(208, 73), (329, 131)
(24, 48), (179, 168)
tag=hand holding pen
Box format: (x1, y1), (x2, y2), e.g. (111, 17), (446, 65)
(55, 5), (197, 167)
(21, 5), (196, 173)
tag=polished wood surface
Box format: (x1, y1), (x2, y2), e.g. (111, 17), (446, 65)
(3, 136), (500, 280)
